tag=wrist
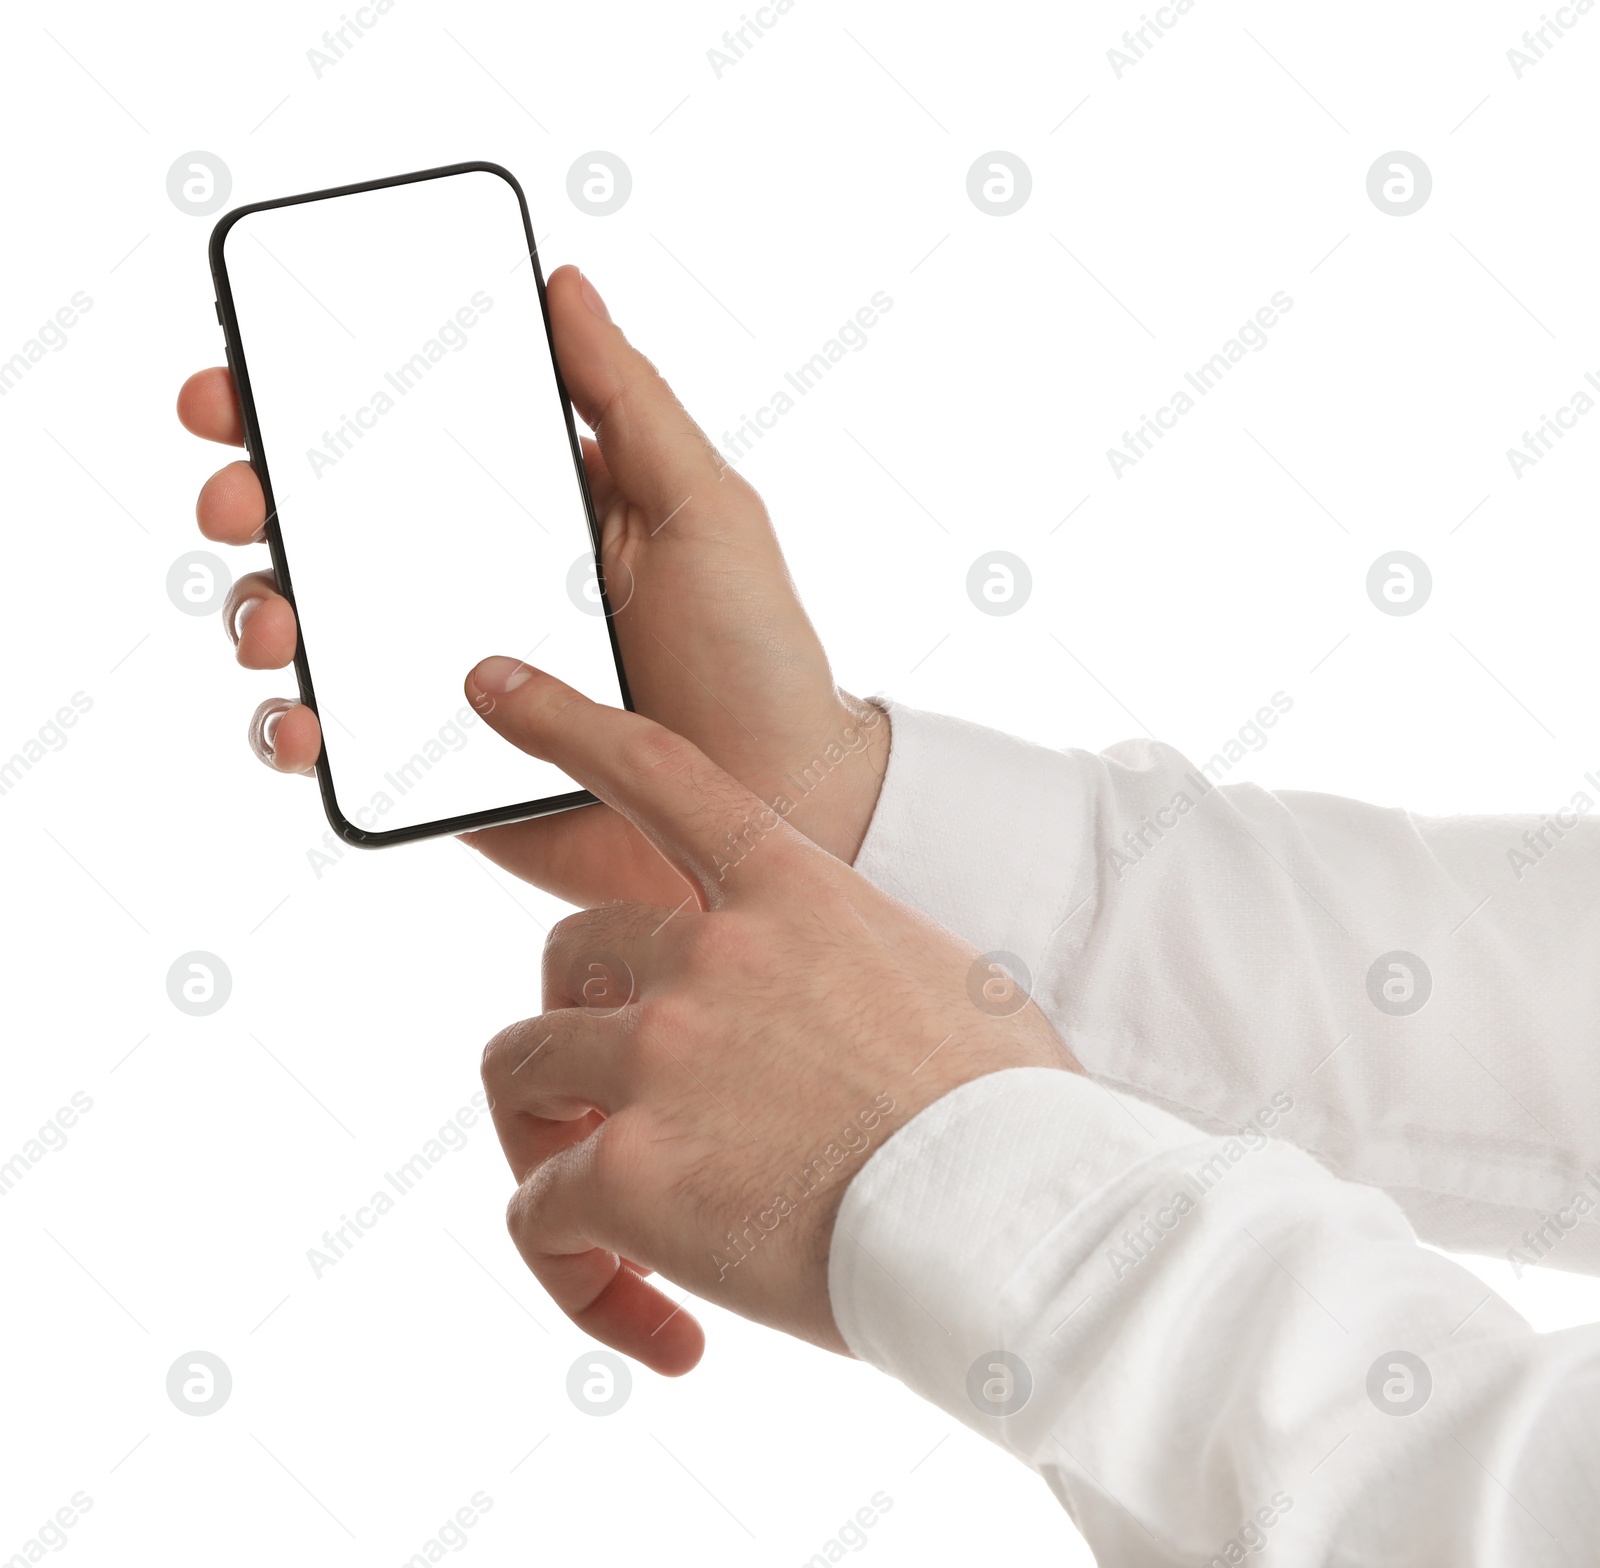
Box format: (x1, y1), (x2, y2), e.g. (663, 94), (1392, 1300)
(775, 694), (890, 865)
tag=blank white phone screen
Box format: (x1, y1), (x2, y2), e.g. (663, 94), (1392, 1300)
(220, 167), (622, 839)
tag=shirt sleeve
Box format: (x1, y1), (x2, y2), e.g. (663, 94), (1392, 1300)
(853, 701), (1600, 1274)
(829, 1066), (1600, 1567)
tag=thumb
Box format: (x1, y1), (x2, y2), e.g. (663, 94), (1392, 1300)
(546, 264), (754, 529)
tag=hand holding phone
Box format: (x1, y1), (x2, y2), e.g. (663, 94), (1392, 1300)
(181, 168), (888, 896)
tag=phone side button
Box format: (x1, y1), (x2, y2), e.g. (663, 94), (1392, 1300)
(214, 299), (223, 325)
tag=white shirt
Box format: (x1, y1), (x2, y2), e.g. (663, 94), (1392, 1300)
(831, 702), (1600, 1565)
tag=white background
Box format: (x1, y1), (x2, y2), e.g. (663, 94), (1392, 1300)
(1, 1), (1597, 1563)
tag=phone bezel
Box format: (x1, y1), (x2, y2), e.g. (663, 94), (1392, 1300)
(209, 160), (632, 848)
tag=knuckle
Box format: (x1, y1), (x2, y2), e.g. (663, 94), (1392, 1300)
(480, 1026), (513, 1087)
(621, 721), (690, 783)
(532, 682), (588, 733)
(545, 907), (616, 971)
(547, 908), (595, 953)
(631, 990), (694, 1053)
(803, 872), (864, 929)
(504, 1178), (536, 1241)
(480, 1017), (547, 1086)
(679, 912), (751, 976)
(505, 1155), (563, 1242)
(550, 924), (638, 1011)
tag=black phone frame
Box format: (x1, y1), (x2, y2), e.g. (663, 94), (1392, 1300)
(209, 160), (632, 848)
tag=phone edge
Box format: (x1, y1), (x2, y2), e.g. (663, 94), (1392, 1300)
(206, 160), (631, 850)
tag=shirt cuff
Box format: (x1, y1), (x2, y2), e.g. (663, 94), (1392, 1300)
(853, 701), (1090, 981)
(827, 1065), (1206, 1439)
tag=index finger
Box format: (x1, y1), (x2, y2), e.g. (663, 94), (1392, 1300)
(464, 659), (810, 905)
(177, 368), (245, 446)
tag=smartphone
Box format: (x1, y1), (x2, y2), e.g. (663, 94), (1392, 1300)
(209, 161), (630, 847)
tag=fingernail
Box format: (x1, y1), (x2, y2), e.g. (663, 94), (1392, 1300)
(249, 700), (293, 768)
(472, 656), (534, 696)
(579, 271), (612, 323)
(229, 596), (265, 647)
